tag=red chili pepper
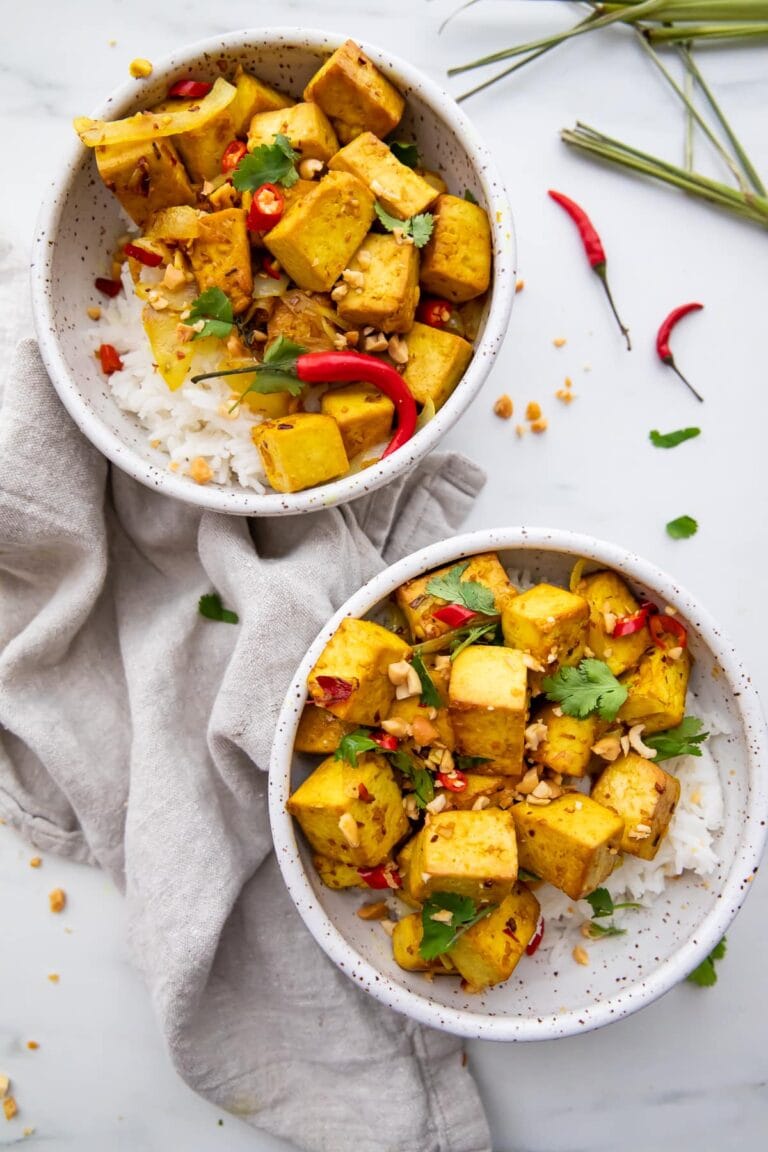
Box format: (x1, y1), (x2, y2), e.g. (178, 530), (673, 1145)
(221, 140), (247, 174)
(417, 297), (453, 329)
(656, 302), (704, 403)
(357, 864), (402, 890)
(437, 769), (467, 793)
(98, 343), (123, 375)
(649, 613), (688, 650)
(314, 675), (355, 703)
(124, 242), (164, 268)
(94, 276), (122, 298)
(261, 254), (283, 280)
(432, 604), (477, 628)
(247, 183), (286, 232)
(525, 915), (545, 956)
(357, 783), (373, 802)
(612, 601), (657, 639)
(548, 190), (631, 351)
(168, 78), (213, 99)
(371, 731), (399, 752)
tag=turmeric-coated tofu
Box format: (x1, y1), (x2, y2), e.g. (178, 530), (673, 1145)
(336, 233), (420, 333)
(94, 138), (196, 228)
(307, 617), (411, 725)
(530, 702), (602, 779)
(449, 647), (528, 775)
(501, 583), (589, 669)
(402, 322), (473, 411)
(287, 751), (409, 867)
(295, 704), (354, 755)
(264, 171), (375, 292)
(591, 753), (681, 860)
(512, 794), (624, 900)
(229, 66), (293, 132)
(396, 837), (422, 910)
(188, 207), (253, 315)
(312, 853), (367, 890)
(448, 883), (541, 991)
(420, 194), (492, 303)
(329, 132), (437, 220)
(251, 414), (349, 493)
(395, 552), (515, 642)
(320, 383), (395, 459)
(247, 102), (339, 161)
(225, 360), (301, 418)
(409, 809), (518, 904)
(576, 569), (652, 676)
(303, 39), (405, 144)
(392, 913), (455, 974)
(618, 648), (691, 734)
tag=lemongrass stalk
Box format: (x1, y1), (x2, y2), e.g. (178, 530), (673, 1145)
(599, 1), (768, 16)
(684, 59), (694, 172)
(645, 21), (768, 40)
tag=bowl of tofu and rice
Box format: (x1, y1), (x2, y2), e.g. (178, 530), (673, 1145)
(30, 29), (515, 516)
(268, 527), (768, 1039)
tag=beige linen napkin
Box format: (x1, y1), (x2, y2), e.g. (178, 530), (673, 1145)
(0, 340), (491, 1152)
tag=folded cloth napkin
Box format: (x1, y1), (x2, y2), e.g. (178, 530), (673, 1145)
(0, 340), (492, 1152)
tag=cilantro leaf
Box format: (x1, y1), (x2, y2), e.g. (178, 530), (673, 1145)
(391, 749), (434, 809)
(411, 652), (442, 710)
(666, 515), (698, 540)
(585, 887), (615, 919)
(389, 140), (419, 168)
(334, 729), (380, 766)
(232, 133), (299, 190)
(644, 716), (709, 762)
(263, 334), (305, 371)
(420, 893), (494, 960)
(542, 659), (627, 721)
(584, 921), (627, 939)
(449, 621), (498, 661)
(425, 562), (497, 616)
(517, 868), (540, 883)
(198, 592), (238, 624)
(687, 937), (727, 987)
(650, 427), (701, 449)
(455, 755), (492, 772)
(374, 201), (434, 249)
(232, 335), (306, 406)
(463, 188), (479, 205)
(188, 287), (234, 341)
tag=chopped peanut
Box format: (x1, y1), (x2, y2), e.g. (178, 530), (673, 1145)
(29, 857), (42, 869)
(0, 1075), (9, 1099)
(86, 306), (101, 321)
(188, 457), (213, 485)
(572, 945), (589, 966)
(553, 337), (567, 348)
(515, 424), (526, 438)
(493, 394), (513, 420)
(48, 888), (66, 914)
(3, 1096), (17, 1121)
(47, 973), (60, 984)
(26, 1042), (39, 1052)
(525, 401), (542, 421)
(530, 419), (548, 434)
(515, 278), (525, 293)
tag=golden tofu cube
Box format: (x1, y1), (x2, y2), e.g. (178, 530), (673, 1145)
(189, 207), (253, 315)
(442, 773), (516, 811)
(576, 569), (651, 676)
(396, 837), (422, 909)
(417, 169), (448, 195)
(303, 39), (405, 144)
(501, 583), (589, 668)
(448, 883), (541, 991)
(336, 233), (420, 333)
(329, 132), (437, 220)
(395, 551), (515, 642)
(307, 617), (411, 725)
(512, 794), (624, 900)
(295, 704), (354, 755)
(530, 702), (602, 779)
(392, 913), (455, 974)
(229, 66), (293, 134)
(287, 752), (409, 867)
(247, 102), (339, 160)
(312, 853), (367, 889)
(320, 383), (394, 459)
(95, 138), (196, 228)
(402, 322), (473, 411)
(264, 171), (375, 292)
(224, 360), (301, 418)
(591, 753), (681, 861)
(409, 808), (518, 904)
(449, 647), (528, 775)
(619, 648), (691, 734)
(420, 194), (492, 303)
(251, 413), (349, 493)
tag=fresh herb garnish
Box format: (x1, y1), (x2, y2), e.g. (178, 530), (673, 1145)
(687, 937), (727, 987)
(334, 729), (381, 766)
(585, 888), (642, 919)
(425, 562), (497, 616)
(198, 592), (238, 624)
(389, 140), (420, 168)
(230, 335), (306, 408)
(542, 659), (628, 721)
(391, 748), (435, 809)
(463, 188), (479, 205)
(374, 202), (434, 248)
(517, 868), (540, 884)
(187, 287), (234, 341)
(644, 716), (709, 762)
(583, 921), (627, 939)
(411, 651), (443, 709)
(666, 514), (698, 539)
(455, 755), (492, 772)
(650, 427), (701, 449)
(232, 133), (299, 191)
(449, 621), (499, 661)
(419, 893), (494, 960)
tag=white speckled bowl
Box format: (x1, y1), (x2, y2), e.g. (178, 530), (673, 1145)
(269, 527), (768, 1039)
(30, 29), (514, 516)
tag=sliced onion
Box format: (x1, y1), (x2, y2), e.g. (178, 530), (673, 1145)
(252, 272), (290, 299)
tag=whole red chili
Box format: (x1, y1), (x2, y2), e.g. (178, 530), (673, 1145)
(437, 769), (467, 793)
(649, 613), (688, 650)
(371, 731), (399, 752)
(432, 604), (477, 628)
(124, 242), (163, 268)
(656, 302), (704, 402)
(260, 254), (283, 280)
(525, 915), (545, 956)
(94, 277), (122, 297)
(168, 78), (213, 99)
(417, 297), (453, 329)
(98, 343), (123, 375)
(612, 601), (657, 638)
(247, 183), (286, 232)
(314, 675), (355, 703)
(357, 864), (402, 891)
(221, 140), (247, 174)
(548, 190), (631, 351)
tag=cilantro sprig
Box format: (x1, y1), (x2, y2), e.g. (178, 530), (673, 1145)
(644, 716), (709, 762)
(449, 621), (499, 661)
(374, 202), (434, 248)
(391, 748), (435, 809)
(666, 514), (698, 540)
(463, 188), (479, 205)
(425, 562), (497, 616)
(388, 140), (420, 168)
(419, 893), (494, 960)
(187, 287), (234, 341)
(583, 888), (642, 939)
(542, 659), (627, 721)
(198, 592), (239, 624)
(650, 427), (701, 449)
(686, 937), (726, 986)
(232, 133), (299, 191)
(411, 651), (442, 709)
(334, 730), (381, 766)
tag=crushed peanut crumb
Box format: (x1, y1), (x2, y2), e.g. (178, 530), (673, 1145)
(493, 394), (513, 420)
(572, 945), (589, 966)
(515, 278), (525, 293)
(26, 1042), (38, 1051)
(29, 857), (42, 869)
(515, 423), (526, 438)
(86, 306), (101, 321)
(47, 973), (60, 983)
(129, 58), (153, 78)
(0, 1075), (8, 1098)
(525, 401), (542, 421)
(530, 419), (548, 434)
(23, 1127), (35, 1138)
(3, 1096), (17, 1120)
(48, 888), (66, 914)
(553, 337), (567, 348)
(188, 457), (213, 485)
(555, 388), (575, 404)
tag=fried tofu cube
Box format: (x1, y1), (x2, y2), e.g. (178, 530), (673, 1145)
(329, 132), (437, 220)
(307, 617), (411, 725)
(591, 753), (681, 860)
(409, 809), (518, 903)
(287, 751), (409, 866)
(223, 359), (301, 418)
(247, 102), (339, 160)
(312, 853), (367, 889)
(395, 551), (515, 642)
(295, 704), (354, 755)
(618, 648), (691, 734)
(188, 207), (253, 314)
(396, 837), (422, 909)
(336, 233), (420, 333)
(321, 383), (395, 458)
(251, 413), (349, 493)
(264, 171), (375, 292)
(402, 322), (473, 411)
(512, 794), (624, 900)
(501, 583), (589, 669)
(304, 39), (405, 144)
(530, 702), (602, 779)
(449, 647), (527, 775)
(448, 883), (541, 991)
(392, 912), (455, 973)
(576, 569), (651, 676)
(417, 169), (448, 195)
(443, 773), (516, 811)
(229, 66), (293, 133)
(419, 194), (492, 303)
(95, 138), (196, 228)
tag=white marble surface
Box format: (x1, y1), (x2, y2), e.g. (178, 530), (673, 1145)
(2, 1), (768, 1148)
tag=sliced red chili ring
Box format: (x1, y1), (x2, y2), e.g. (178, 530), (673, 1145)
(168, 79), (213, 99)
(98, 343), (123, 375)
(261, 254), (283, 280)
(124, 242), (164, 268)
(432, 604), (477, 628)
(649, 613), (688, 650)
(357, 864), (402, 890)
(525, 914), (545, 956)
(314, 675), (355, 703)
(221, 140), (247, 174)
(94, 276), (122, 297)
(612, 600), (657, 638)
(417, 297), (453, 328)
(437, 769), (467, 793)
(371, 731), (399, 752)
(247, 183), (286, 233)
